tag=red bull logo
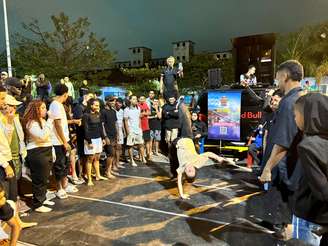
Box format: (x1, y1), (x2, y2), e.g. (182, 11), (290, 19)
(241, 111), (262, 119)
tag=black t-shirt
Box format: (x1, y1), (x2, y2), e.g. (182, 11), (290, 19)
(82, 112), (105, 143)
(101, 108), (117, 139)
(149, 105), (161, 131)
(161, 67), (179, 92)
(0, 202), (14, 222)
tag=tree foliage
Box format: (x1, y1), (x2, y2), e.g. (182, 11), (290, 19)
(13, 12), (114, 82)
(180, 54), (234, 90)
(277, 21), (328, 76)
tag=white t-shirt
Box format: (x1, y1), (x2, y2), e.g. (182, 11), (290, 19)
(116, 109), (124, 128)
(123, 106), (142, 134)
(49, 100), (70, 146)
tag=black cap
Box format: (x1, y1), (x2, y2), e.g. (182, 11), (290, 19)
(116, 98), (124, 104)
(5, 77), (22, 88)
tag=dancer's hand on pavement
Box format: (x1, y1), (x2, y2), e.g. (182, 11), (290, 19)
(259, 167), (271, 183)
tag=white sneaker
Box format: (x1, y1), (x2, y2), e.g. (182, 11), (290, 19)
(35, 206), (52, 213)
(56, 189), (68, 199)
(46, 191), (56, 201)
(131, 162), (137, 167)
(65, 183), (79, 193)
(43, 200), (55, 206)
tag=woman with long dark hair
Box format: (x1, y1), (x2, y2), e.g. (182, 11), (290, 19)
(82, 98), (107, 186)
(22, 100), (54, 213)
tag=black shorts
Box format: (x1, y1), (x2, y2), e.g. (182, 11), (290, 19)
(143, 130), (151, 142)
(53, 145), (69, 181)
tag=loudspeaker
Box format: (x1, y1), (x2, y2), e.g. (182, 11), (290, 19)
(208, 68), (222, 89)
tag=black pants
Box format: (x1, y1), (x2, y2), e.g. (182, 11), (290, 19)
(27, 147), (53, 208)
(0, 161), (18, 202)
(53, 145), (69, 181)
(169, 143), (179, 178)
(248, 143), (260, 165)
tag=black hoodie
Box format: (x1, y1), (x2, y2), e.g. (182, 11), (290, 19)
(291, 93), (328, 225)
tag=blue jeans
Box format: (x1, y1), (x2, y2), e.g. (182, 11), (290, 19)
(292, 215), (321, 246)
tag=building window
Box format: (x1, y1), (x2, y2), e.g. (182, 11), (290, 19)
(182, 42), (185, 47)
(182, 56), (186, 61)
(133, 61), (136, 65)
(216, 55), (220, 59)
(137, 48), (140, 53)
(138, 60), (141, 65)
(177, 56), (180, 60)
(223, 54), (227, 58)
(177, 43), (180, 48)
(133, 49), (136, 54)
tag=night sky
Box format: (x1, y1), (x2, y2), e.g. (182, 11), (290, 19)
(0, 0), (327, 61)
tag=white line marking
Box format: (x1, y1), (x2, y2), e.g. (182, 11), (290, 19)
(69, 194), (274, 234)
(69, 194), (229, 226)
(117, 173), (240, 190)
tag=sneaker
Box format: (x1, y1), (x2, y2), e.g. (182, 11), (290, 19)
(17, 199), (31, 213)
(72, 178), (85, 185)
(35, 206), (52, 213)
(56, 189), (68, 199)
(131, 162), (137, 167)
(43, 200), (55, 206)
(46, 191), (56, 201)
(65, 183), (79, 193)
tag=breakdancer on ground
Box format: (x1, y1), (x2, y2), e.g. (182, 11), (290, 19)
(168, 101), (233, 199)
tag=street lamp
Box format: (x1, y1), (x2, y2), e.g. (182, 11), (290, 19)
(2, 0), (12, 77)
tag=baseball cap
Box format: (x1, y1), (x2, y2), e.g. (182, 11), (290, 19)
(1, 71), (8, 76)
(5, 94), (22, 106)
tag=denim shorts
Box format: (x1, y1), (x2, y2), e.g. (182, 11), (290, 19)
(150, 130), (161, 141)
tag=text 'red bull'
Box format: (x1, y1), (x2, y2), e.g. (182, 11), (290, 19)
(241, 111), (262, 119)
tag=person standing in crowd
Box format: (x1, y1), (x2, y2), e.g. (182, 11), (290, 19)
(63, 97), (83, 186)
(0, 85), (37, 229)
(162, 96), (180, 148)
(36, 74), (50, 101)
(240, 65), (257, 87)
(146, 90), (155, 109)
(72, 93), (93, 183)
(21, 75), (32, 99)
(4, 77), (23, 101)
(259, 60), (304, 239)
(1, 95), (29, 212)
(160, 56), (183, 101)
(289, 93), (328, 245)
(149, 98), (162, 158)
(0, 72), (8, 86)
(63, 77), (75, 101)
(124, 95), (145, 166)
(124, 91), (132, 108)
(48, 83), (73, 199)
(83, 98), (107, 186)
(138, 96), (151, 161)
(23, 100), (54, 213)
(115, 98), (125, 166)
(101, 96), (118, 179)
(191, 111), (207, 153)
(79, 80), (89, 98)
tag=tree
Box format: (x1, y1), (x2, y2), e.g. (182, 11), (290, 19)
(13, 12), (114, 83)
(180, 54), (234, 91)
(277, 21), (328, 76)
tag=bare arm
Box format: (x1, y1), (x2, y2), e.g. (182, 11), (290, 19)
(177, 172), (187, 199)
(7, 215), (21, 246)
(124, 118), (130, 136)
(160, 75), (164, 94)
(54, 119), (68, 147)
(259, 144), (287, 182)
